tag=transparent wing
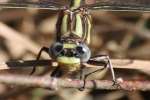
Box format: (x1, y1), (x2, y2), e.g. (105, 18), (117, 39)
(83, 0), (150, 12)
(0, 0), (66, 10)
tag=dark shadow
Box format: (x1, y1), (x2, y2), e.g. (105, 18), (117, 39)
(5, 59), (51, 68)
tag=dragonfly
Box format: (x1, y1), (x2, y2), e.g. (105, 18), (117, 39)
(1, 0), (150, 89)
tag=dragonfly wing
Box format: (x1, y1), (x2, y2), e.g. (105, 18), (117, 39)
(0, 0), (65, 10)
(83, 0), (150, 12)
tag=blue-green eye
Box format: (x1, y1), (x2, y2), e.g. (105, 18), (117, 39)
(50, 42), (63, 58)
(76, 46), (86, 55)
(76, 43), (91, 62)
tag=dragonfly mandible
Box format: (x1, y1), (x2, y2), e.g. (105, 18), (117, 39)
(1, 0), (150, 89)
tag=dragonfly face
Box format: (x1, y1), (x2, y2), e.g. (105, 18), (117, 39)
(49, 41), (91, 72)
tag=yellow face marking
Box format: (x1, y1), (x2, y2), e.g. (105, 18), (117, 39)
(57, 43), (80, 64)
(57, 56), (80, 64)
(57, 56), (80, 72)
(63, 43), (76, 49)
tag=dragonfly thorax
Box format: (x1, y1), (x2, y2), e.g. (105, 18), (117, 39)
(69, 0), (82, 10)
(56, 7), (92, 45)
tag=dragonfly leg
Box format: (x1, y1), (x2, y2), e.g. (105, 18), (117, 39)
(79, 66), (84, 80)
(99, 55), (120, 87)
(30, 47), (49, 75)
(90, 55), (117, 82)
(51, 67), (63, 78)
(79, 63), (106, 91)
(78, 66), (84, 91)
(45, 67), (63, 90)
(80, 55), (118, 90)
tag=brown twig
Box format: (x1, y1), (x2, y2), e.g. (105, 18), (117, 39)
(0, 59), (149, 90)
(0, 59), (150, 72)
(0, 74), (149, 91)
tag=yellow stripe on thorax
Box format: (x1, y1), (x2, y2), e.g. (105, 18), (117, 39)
(61, 14), (68, 35)
(59, 0), (92, 44)
(70, 0), (81, 10)
(84, 14), (92, 44)
(74, 13), (83, 37)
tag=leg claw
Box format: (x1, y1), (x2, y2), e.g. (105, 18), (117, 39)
(78, 87), (85, 91)
(78, 80), (86, 91)
(112, 80), (121, 89)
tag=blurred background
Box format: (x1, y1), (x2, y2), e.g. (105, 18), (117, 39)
(0, 0), (149, 100)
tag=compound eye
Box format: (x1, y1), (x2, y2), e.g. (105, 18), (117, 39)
(50, 42), (63, 57)
(76, 44), (91, 62)
(76, 46), (86, 55)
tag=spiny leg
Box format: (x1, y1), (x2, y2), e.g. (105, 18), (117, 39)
(79, 62), (106, 90)
(102, 56), (120, 87)
(89, 55), (116, 82)
(79, 66), (84, 80)
(78, 66), (85, 91)
(49, 67), (64, 90)
(51, 67), (63, 78)
(80, 55), (117, 90)
(30, 47), (49, 75)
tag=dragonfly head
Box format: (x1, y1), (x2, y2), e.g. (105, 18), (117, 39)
(49, 41), (91, 65)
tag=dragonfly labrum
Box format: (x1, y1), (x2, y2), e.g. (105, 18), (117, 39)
(2, 0), (150, 89)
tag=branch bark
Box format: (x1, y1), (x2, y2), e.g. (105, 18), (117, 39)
(0, 59), (149, 90)
(0, 74), (149, 91)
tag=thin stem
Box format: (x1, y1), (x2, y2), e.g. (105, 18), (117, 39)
(0, 74), (149, 91)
